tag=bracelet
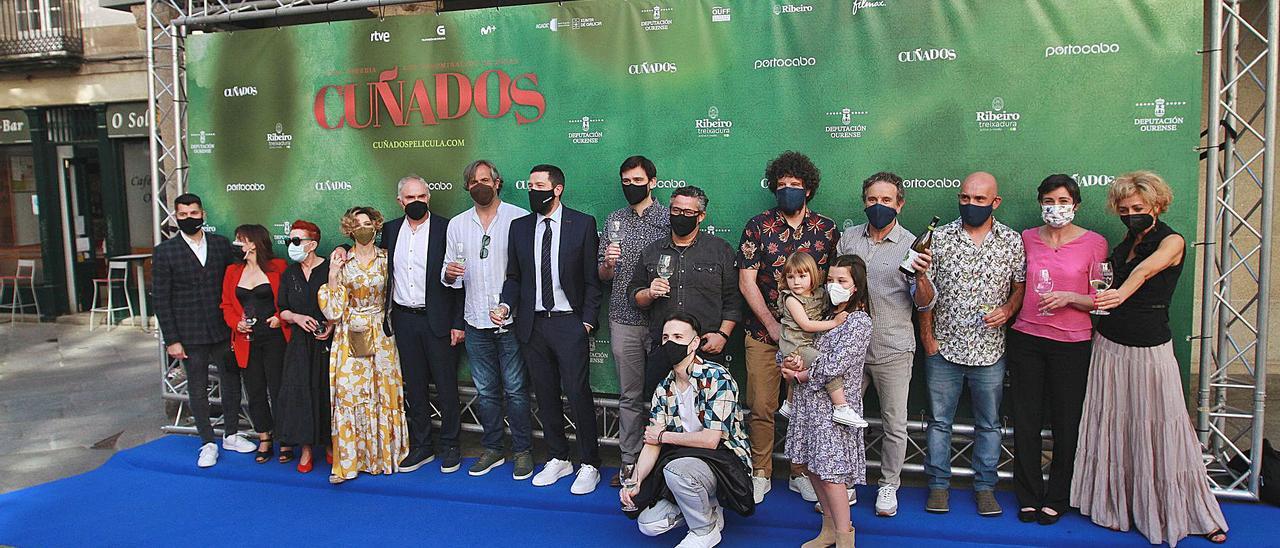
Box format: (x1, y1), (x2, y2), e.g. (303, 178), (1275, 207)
(657, 430), (665, 444)
(713, 330), (730, 340)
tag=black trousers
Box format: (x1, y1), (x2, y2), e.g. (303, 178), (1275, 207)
(391, 309), (461, 450)
(182, 342), (234, 444)
(1007, 328), (1091, 512)
(525, 314), (600, 467)
(243, 331), (286, 434)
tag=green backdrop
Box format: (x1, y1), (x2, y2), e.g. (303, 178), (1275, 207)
(186, 0), (1204, 397)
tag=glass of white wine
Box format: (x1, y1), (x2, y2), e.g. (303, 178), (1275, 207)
(454, 241), (467, 265)
(1034, 269), (1055, 317)
(489, 293), (508, 334)
(1089, 261), (1113, 316)
(655, 254), (674, 298)
(976, 302), (996, 328)
(608, 220), (623, 245)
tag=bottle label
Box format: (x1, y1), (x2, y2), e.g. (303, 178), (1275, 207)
(900, 249), (919, 273)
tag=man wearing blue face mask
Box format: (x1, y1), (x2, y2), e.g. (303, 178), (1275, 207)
(835, 172), (936, 517)
(918, 171), (1025, 517)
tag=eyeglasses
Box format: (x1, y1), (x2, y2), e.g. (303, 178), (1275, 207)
(670, 206), (703, 217)
(480, 234), (491, 259)
(285, 237), (316, 246)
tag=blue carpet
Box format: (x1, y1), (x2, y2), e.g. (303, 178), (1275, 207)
(0, 436), (1276, 547)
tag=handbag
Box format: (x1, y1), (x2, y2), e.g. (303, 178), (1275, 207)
(345, 311), (379, 358)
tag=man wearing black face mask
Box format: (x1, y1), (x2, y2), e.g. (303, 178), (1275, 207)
(629, 186), (741, 399)
(834, 171), (935, 517)
(918, 171), (1025, 517)
(598, 155), (669, 485)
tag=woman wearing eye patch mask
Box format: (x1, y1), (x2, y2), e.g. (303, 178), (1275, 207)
(275, 219), (334, 473)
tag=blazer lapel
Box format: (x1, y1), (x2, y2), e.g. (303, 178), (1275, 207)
(558, 210), (573, 280)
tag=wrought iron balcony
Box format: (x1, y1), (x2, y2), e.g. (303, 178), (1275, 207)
(0, 0), (83, 70)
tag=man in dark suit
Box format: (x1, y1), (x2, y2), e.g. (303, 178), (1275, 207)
(494, 164), (603, 495)
(381, 175), (466, 473)
(153, 193), (257, 467)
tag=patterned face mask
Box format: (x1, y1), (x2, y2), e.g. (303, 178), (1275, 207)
(1041, 204), (1076, 228)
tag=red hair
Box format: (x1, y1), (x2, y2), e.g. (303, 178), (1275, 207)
(290, 219), (321, 240)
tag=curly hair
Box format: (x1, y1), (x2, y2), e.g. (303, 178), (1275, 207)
(339, 206), (384, 238)
(765, 150), (821, 199)
(1108, 170), (1173, 214)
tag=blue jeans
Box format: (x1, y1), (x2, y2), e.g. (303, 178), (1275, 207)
(924, 353), (1006, 491)
(465, 325), (532, 453)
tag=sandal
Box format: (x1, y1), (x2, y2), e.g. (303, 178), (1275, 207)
(278, 446), (294, 464)
(254, 436), (273, 464)
(1202, 529), (1227, 544)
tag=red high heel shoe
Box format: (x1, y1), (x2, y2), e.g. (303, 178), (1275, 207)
(297, 456), (313, 474)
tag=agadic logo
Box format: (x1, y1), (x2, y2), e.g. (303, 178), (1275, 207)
(902, 177), (961, 189)
(694, 106), (733, 138)
(976, 97), (1021, 132)
(655, 178), (686, 189)
(851, 0), (887, 15)
(640, 6), (673, 31)
(190, 130), (216, 154)
(1072, 173), (1115, 187)
(1134, 98), (1187, 132)
(369, 31), (391, 43)
(314, 179), (353, 191)
(421, 25), (446, 42)
(568, 115), (604, 144)
(628, 61), (678, 74)
(711, 6), (731, 22)
(225, 182), (266, 192)
(898, 47), (956, 62)
(266, 122), (293, 149)
(480, 25), (496, 35)
(1045, 42), (1119, 58)
(754, 56), (817, 70)
(223, 86), (257, 97)
(536, 16), (603, 31)
(773, 3), (814, 15)
(823, 107), (868, 139)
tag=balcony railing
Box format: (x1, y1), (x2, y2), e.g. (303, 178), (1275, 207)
(0, 0), (83, 69)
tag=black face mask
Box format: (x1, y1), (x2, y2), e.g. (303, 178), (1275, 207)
(959, 203), (993, 227)
(1121, 213), (1155, 235)
(404, 200), (429, 221)
(529, 188), (556, 215)
(659, 339), (693, 368)
(622, 183), (650, 206)
(177, 216), (204, 236)
(670, 214), (699, 238)
(864, 204), (897, 229)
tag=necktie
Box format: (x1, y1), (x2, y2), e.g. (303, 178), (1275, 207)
(541, 218), (554, 311)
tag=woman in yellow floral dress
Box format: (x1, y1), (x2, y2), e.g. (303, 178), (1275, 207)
(320, 206), (408, 484)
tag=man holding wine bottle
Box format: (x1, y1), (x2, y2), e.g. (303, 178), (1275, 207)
(834, 171), (936, 517)
(442, 160), (536, 480)
(598, 155), (670, 486)
(919, 171), (1025, 517)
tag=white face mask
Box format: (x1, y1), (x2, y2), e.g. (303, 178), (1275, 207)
(827, 282), (853, 305)
(1041, 204), (1076, 228)
(287, 243), (308, 262)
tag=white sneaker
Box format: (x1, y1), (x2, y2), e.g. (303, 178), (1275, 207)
(833, 404), (869, 428)
(532, 458), (574, 487)
(779, 400), (793, 419)
(197, 442), (218, 468)
(675, 506), (724, 548)
(789, 475), (818, 502)
(570, 464), (601, 495)
(875, 485), (899, 517)
(752, 475), (771, 504)
(222, 434), (256, 454)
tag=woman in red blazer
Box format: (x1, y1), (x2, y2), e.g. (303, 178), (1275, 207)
(221, 224), (292, 464)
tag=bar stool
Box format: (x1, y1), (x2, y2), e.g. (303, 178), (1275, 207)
(0, 259), (40, 323)
(90, 261), (135, 331)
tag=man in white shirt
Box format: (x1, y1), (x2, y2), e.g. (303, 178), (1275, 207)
(442, 160), (535, 480)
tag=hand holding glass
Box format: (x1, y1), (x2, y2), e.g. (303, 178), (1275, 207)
(1034, 269), (1055, 317)
(654, 255), (674, 298)
(1089, 262), (1113, 316)
(621, 475), (640, 512)
(489, 294), (508, 334)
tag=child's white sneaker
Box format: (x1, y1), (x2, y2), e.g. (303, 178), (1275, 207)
(833, 404), (868, 427)
(779, 400), (793, 420)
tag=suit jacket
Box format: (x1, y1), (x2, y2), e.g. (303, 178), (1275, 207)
(153, 233), (236, 346)
(501, 205), (602, 343)
(380, 214), (464, 338)
(220, 259), (293, 368)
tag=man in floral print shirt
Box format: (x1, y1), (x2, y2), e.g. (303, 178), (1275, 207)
(735, 151), (839, 504)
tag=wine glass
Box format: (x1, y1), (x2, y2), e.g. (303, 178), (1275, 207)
(655, 254), (674, 298)
(243, 305), (257, 341)
(489, 293), (508, 334)
(1034, 269), (1055, 317)
(976, 302), (996, 328)
(454, 241), (467, 265)
(1089, 262), (1113, 316)
(621, 474), (639, 512)
(608, 220), (623, 245)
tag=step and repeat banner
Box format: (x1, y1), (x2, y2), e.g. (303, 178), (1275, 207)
(186, 0), (1203, 395)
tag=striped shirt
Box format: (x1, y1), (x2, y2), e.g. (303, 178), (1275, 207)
(837, 221), (934, 364)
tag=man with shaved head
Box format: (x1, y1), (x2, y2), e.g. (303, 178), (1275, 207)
(918, 171), (1025, 517)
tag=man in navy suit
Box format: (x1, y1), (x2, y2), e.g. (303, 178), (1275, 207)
(494, 164), (603, 494)
(379, 175), (465, 473)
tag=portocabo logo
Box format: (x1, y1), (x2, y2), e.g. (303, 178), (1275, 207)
(975, 97), (1020, 132)
(313, 66), (546, 128)
(694, 106), (733, 138)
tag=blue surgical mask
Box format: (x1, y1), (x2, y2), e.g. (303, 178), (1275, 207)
(287, 243), (308, 262)
(959, 203), (993, 227)
(775, 187), (806, 214)
(864, 204), (897, 229)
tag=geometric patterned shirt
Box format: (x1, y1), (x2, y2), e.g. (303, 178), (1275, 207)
(649, 359), (751, 471)
(930, 218), (1026, 366)
(735, 207), (839, 343)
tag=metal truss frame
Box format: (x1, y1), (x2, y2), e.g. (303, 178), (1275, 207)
(1196, 0), (1275, 502)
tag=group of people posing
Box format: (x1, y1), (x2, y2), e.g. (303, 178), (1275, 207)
(151, 151), (1228, 548)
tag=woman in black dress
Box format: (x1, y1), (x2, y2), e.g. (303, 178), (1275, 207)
(275, 220), (334, 474)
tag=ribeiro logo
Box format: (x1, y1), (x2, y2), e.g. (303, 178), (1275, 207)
(1044, 42), (1119, 58)
(898, 48), (956, 62)
(223, 86), (257, 97)
(976, 97), (1020, 131)
(694, 106), (733, 138)
(370, 31), (390, 42)
(313, 66), (546, 128)
(774, 3), (814, 14)
(266, 122), (293, 149)
(628, 61), (678, 74)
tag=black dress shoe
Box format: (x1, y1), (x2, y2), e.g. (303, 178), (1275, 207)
(398, 447), (435, 473)
(1018, 509), (1038, 523)
(1037, 509), (1062, 526)
(441, 446), (462, 473)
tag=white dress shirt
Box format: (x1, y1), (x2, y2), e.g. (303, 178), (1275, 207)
(181, 230), (207, 266)
(393, 215), (430, 307)
(533, 205), (572, 312)
(442, 201), (529, 329)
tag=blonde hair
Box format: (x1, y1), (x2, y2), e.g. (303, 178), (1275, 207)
(339, 206), (384, 238)
(782, 251), (824, 293)
(1108, 170), (1173, 214)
